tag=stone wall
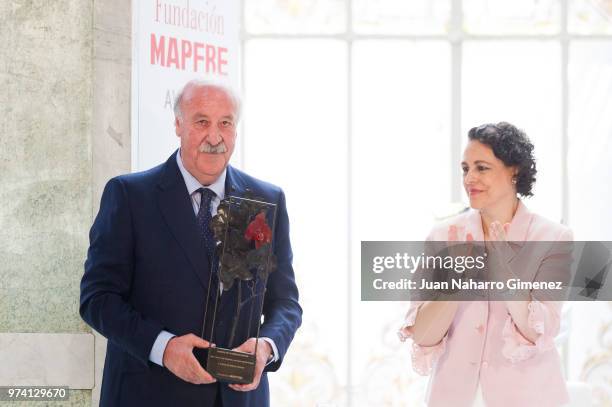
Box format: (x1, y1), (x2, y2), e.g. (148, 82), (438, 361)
(0, 1), (131, 405)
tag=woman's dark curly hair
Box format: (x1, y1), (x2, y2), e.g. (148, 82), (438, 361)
(467, 122), (537, 197)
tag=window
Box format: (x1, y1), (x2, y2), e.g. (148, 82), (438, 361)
(241, 1), (612, 405)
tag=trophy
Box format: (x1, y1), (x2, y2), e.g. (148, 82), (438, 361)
(195, 195), (277, 384)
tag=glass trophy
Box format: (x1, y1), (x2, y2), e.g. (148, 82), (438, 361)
(195, 195), (277, 384)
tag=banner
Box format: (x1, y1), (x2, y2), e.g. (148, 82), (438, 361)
(131, 0), (240, 171)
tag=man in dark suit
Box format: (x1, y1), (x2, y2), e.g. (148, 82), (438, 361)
(80, 80), (302, 406)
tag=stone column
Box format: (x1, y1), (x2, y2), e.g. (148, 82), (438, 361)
(0, 1), (131, 405)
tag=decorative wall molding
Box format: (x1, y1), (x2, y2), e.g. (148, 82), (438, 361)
(0, 333), (95, 389)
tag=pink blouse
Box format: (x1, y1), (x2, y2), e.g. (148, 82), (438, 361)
(399, 201), (572, 407)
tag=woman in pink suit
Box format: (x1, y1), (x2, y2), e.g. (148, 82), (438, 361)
(399, 122), (572, 407)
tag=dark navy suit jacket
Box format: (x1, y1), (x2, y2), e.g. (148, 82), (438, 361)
(80, 151), (302, 406)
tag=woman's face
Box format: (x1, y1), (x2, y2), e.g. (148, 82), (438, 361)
(461, 140), (517, 210)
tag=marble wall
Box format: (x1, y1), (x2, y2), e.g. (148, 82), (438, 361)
(0, 1), (131, 405)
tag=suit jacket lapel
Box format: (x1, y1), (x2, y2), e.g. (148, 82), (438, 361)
(225, 165), (248, 199)
(505, 200), (533, 263)
(156, 151), (210, 290)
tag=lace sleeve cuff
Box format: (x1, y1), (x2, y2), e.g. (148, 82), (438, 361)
(398, 303), (449, 375)
(502, 300), (555, 364)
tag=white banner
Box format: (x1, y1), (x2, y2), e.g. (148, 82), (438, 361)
(131, 0), (240, 171)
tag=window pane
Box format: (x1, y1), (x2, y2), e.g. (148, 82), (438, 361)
(353, 0), (451, 35)
(351, 40), (451, 405)
(463, 42), (562, 222)
(569, 41), (612, 240)
(463, 0), (561, 35)
(569, 0), (612, 35)
(244, 39), (348, 405)
(352, 41), (451, 241)
(245, 0), (346, 34)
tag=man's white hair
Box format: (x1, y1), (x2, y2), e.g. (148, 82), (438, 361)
(173, 79), (242, 121)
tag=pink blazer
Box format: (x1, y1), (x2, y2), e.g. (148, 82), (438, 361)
(399, 201), (572, 407)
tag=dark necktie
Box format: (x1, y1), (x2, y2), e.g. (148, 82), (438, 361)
(196, 187), (217, 260)
(196, 188), (220, 342)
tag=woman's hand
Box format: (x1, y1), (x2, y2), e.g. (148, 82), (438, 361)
(429, 225), (478, 299)
(487, 221), (530, 300)
(486, 221), (516, 282)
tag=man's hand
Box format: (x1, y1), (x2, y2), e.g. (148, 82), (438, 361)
(162, 333), (217, 385)
(228, 338), (272, 392)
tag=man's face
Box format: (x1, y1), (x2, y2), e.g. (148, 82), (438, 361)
(175, 85), (237, 185)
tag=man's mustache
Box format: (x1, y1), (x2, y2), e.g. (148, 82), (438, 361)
(198, 141), (227, 154)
